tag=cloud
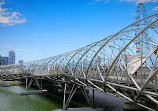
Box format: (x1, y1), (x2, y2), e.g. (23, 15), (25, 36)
(0, 1), (26, 26)
(153, 6), (158, 11)
(120, 0), (158, 3)
(90, 0), (110, 4)
(91, 0), (158, 5)
(16, 49), (32, 52)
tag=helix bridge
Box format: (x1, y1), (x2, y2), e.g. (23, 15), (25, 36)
(0, 13), (158, 111)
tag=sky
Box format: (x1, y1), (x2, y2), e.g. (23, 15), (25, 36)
(0, 0), (157, 63)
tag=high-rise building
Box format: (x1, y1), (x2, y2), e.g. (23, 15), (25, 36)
(1, 57), (8, 65)
(0, 55), (2, 65)
(8, 51), (15, 65)
(0, 55), (8, 65)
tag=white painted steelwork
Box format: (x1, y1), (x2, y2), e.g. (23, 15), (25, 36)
(0, 13), (158, 111)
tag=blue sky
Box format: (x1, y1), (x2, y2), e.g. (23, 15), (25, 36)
(0, 0), (157, 63)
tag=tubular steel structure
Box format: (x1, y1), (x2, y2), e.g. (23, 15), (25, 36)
(0, 13), (158, 110)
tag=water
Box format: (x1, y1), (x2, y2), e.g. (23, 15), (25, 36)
(0, 86), (62, 111)
(0, 86), (128, 111)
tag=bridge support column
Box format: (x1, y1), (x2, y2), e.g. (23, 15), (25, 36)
(63, 82), (67, 109)
(26, 77), (33, 91)
(80, 86), (91, 107)
(92, 88), (95, 108)
(20, 77), (46, 95)
(62, 82), (91, 110)
(63, 83), (78, 110)
(40, 79), (43, 90)
(26, 77), (42, 91)
(26, 77), (28, 90)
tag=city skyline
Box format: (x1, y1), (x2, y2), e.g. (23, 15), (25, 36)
(0, 0), (158, 63)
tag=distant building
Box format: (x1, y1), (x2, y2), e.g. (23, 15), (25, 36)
(0, 55), (8, 65)
(1, 57), (8, 65)
(0, 55), (2, 65)
(8, 51), (15, 65)
(19, 60), (23, 64)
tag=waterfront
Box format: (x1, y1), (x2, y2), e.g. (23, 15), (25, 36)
(0, 86), (129, 111)
(0, 86), (62, 111)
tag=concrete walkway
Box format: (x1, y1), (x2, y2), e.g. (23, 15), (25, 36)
(53, 107), (104, 111)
